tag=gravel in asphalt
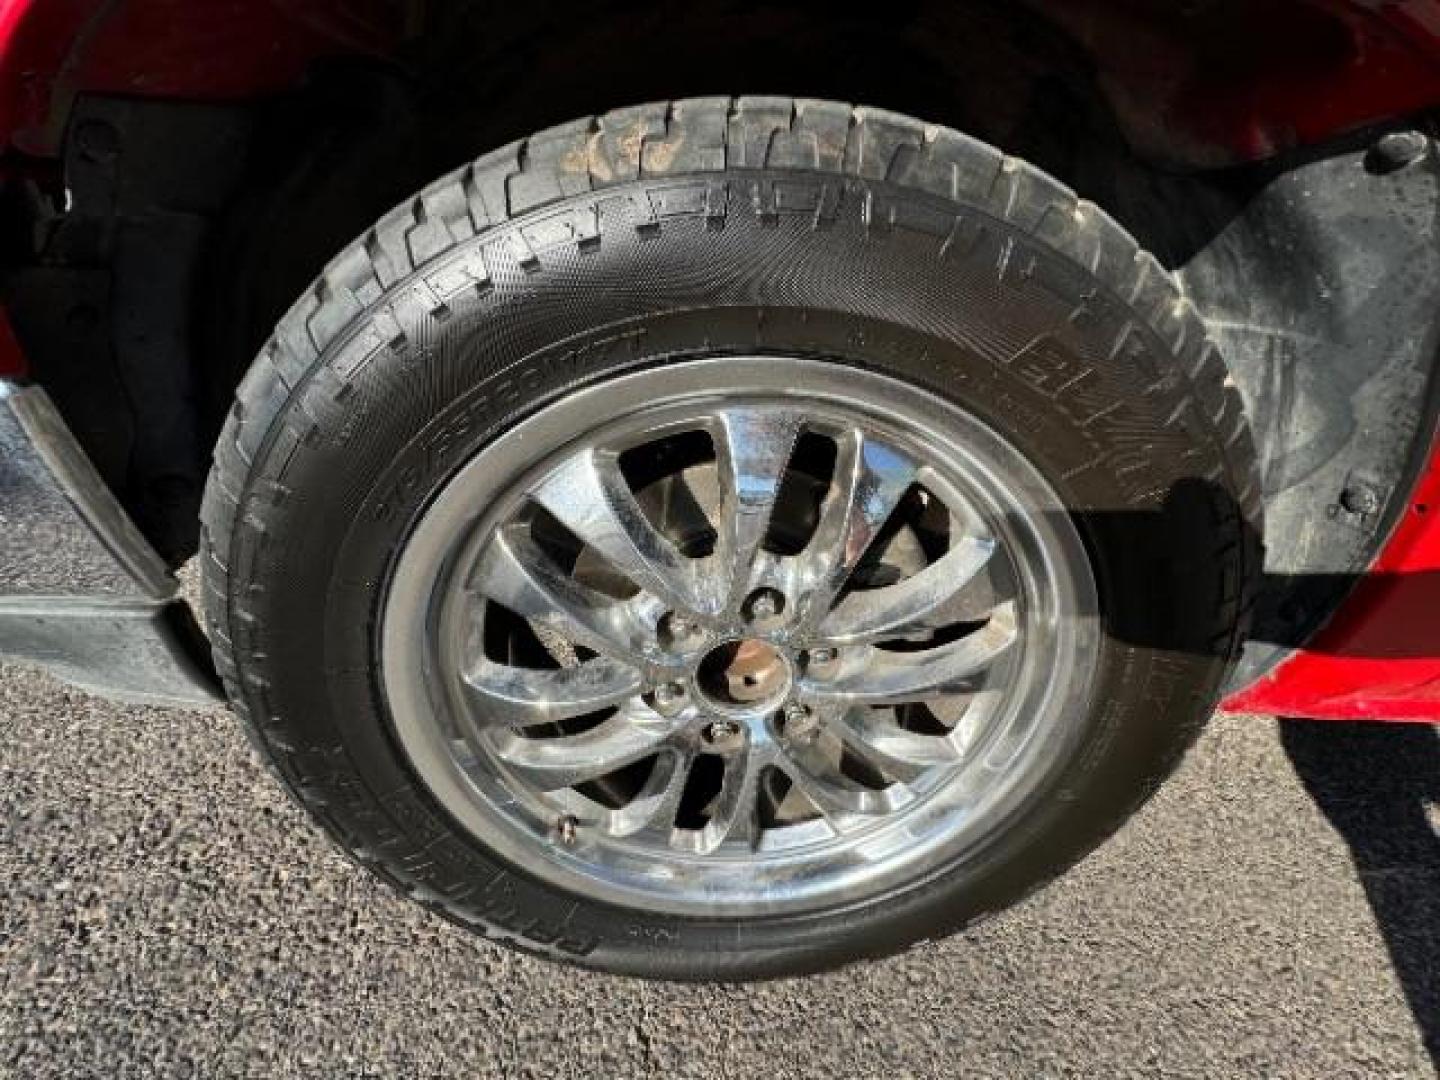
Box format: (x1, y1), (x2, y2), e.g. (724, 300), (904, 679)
(3, 660), (1439, 1078)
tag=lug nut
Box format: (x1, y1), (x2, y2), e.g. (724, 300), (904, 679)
(653, 682), (687, 715)
(660, 611), (703, 651)
(748, 592), (780, 620)
(807, 647), (837, 669)
(744, 587), (786, 628)
(782, 702), (820, 743)
(705, 720), (742, 744)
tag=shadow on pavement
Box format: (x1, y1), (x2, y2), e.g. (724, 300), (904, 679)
(1280, 719), (1440, 1067)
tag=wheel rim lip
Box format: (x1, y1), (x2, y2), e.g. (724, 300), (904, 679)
(380, 356), (1101, 917)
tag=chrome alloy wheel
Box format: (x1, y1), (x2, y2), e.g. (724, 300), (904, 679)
(382, 357), (1100, 916)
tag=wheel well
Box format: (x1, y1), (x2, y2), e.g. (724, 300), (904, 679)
(201, 0), (1144, 387)
(189, 0), (1166, 496)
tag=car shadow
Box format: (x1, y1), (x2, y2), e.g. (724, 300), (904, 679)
(1280, 719), (1440, 1066)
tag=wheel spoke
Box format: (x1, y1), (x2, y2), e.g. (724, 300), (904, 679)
(776, 749), (905, 822)
(688, 743), (766, 853)
(830, 707), (963, 782)
(796, 428), (918, 626)
(472, 526), (654, 667)
(817, 535), (997, 644)
(801, 604), (1018, 706)
(461, 655), (643, 727)
(530, 448), (717, 615)
(488, 707), (681, 790)
(608, 746), (696, 839)
(712, 408), (804, 602)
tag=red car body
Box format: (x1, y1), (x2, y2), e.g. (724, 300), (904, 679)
(1, 0), (1438, 721)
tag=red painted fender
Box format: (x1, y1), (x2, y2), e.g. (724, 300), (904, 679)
(1222, 431), (1440, 721)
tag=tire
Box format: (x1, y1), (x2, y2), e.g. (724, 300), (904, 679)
(201, 97), (1261, 980)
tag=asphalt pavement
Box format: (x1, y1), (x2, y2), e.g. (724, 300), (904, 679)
(3, 659), (1439, 1078)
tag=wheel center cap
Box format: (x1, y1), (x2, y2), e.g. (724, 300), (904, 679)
(697, 639), (790, 708)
